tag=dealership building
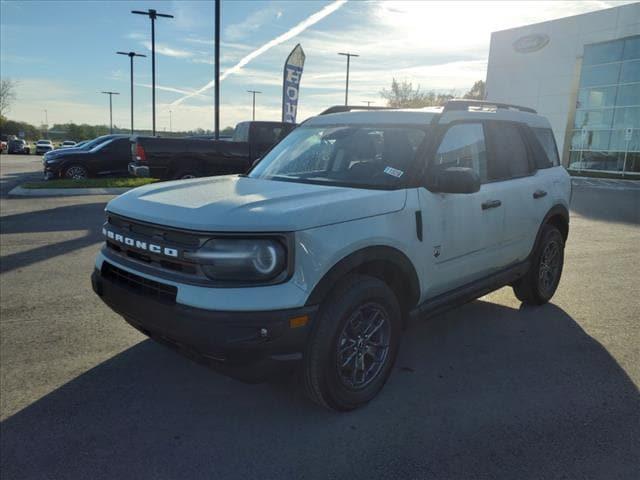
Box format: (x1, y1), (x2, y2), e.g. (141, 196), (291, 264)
(486, 3), (639, 176)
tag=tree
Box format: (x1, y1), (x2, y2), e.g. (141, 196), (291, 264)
(380, 78), (454, 108)
(463, 80), (486, 100)
(0, 78), (18, 118)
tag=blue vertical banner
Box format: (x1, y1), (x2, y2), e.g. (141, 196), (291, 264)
(282, 44), (306, 124)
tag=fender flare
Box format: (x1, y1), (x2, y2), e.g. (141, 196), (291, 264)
(530, 204), (569, 257)
(305, 245), (421, 308)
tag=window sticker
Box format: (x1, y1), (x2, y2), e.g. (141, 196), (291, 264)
(383, 166), (404, 178)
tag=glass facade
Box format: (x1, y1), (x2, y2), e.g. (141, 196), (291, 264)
(569, 35), (640, 174)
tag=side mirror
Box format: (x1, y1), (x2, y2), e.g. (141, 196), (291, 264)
(432, 167), (480, 194)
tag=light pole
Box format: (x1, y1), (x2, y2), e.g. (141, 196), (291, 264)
(117, 51), (146, 134)
(247, 90), (261, 121)
(169, 109), (172, 133)
(132, 8), (174, 136)
(42, 109), (49, 138)
(214, 0), (220, 139)
(338, 52), (359, 106)
(101, 91), (120, 134)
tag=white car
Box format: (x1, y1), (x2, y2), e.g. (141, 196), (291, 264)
(35, 139), (54, 155)
(58, 140), (77, 149)
(92, 100), (571, 411)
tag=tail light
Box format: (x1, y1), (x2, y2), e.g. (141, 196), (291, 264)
(135, 143), (147, 163)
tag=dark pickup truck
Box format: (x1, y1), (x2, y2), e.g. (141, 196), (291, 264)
(128, 121), (295, 180)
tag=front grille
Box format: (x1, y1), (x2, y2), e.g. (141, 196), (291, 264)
(105, 214), (203, 279)
(102, 261), (177, 303)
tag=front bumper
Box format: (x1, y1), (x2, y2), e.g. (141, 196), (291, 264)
(91, 264), (317, 382)
(128, 163), (150, 177)
(43, 163), (61, 180)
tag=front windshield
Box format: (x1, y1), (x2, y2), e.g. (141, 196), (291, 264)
(249, 125), (427, 189)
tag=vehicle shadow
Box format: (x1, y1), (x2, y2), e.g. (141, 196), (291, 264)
(0, 202), (105, 274)
(1, 301), (638, 480)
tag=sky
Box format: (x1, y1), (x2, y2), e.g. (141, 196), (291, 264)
(0, 0), (635, 132)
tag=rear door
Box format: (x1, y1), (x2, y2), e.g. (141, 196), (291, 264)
(96, 138), (130, 176)
(418, 121), (507, 296)
(484, 121), (543, 263)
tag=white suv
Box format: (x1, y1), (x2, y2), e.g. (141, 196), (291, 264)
(92, 100), (571, 411)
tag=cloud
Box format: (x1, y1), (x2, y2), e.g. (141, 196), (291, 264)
(141, 41), (193, 58)
(224, 6), (284, 41)
(171, 0), (348, 107)
(135, 83), (211, 100)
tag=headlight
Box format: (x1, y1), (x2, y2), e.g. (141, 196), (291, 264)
(186, 238), (286, 282)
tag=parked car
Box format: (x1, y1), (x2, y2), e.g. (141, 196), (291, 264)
(92, 100), (571, 410)
(42, 134), (128, 162)
(43, 136), (132, 179)
(35, 139), (54, 155)
(58, 140), (77, 149)
(129, 121), (296, 180)
(7, 139), (31, 154)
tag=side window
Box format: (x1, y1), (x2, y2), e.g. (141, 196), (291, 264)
(254, 125), (281, 144)
(487, 122), (531, 180)
(435, 123), (487, 182)
(233, 123), (249, 142)
(532, 127), (560, 168)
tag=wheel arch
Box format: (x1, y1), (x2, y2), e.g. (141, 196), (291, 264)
(168, 156), (203, 178)
(305, 246), (421, 313)
(531, 204), (569, 256)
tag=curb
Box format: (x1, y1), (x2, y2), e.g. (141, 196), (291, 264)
(8, 185), (131, 197)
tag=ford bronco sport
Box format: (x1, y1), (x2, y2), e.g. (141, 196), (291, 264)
(92, 100), (571, 411)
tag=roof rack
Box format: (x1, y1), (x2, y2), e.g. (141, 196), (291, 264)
(442, 99), (537, 114)
(319, 105), (395, 116)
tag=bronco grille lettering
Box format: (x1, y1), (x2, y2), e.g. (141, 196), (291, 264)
(102, 227), (179, 258)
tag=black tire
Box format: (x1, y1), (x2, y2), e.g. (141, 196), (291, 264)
(303, 274), (402, 411)
(63, 164), (89, 180)
(172, 169), (200, 180)
(513, 224), (564, 305)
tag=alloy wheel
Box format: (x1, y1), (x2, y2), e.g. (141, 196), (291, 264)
(66, 166), (88, 180)
(336, 302), (391, 390)
(539, 240), (561, 295)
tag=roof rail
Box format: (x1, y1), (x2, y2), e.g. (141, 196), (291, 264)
(319, 105), (395, 116)
(443, 99), (537, 114)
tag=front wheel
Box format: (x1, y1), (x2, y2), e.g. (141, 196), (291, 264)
(513, 224), (564, 305)
(303, 274), (402, 411)
(63, 164), (89, 180)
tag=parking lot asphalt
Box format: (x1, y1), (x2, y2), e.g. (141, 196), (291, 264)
(1, 153), (639, 479)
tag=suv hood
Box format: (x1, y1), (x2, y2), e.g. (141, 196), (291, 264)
(106, 175), (407, 232)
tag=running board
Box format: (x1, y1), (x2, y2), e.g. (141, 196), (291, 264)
(409, 261), (530, 321)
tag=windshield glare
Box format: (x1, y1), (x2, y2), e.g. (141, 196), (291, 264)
(249, 125), (427, 188)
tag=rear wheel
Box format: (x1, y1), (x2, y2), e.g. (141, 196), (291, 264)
(513, 224), (564, 305)
(172, 168), (201, 180)
(63, 164), (89, 180)
(303, 274), (402, 411)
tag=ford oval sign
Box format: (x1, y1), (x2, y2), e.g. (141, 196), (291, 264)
(513, 33), (550, 53)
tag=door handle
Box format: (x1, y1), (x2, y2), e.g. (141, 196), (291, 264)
(533, 190), (547, 199)
(481, 199), (502, 210)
